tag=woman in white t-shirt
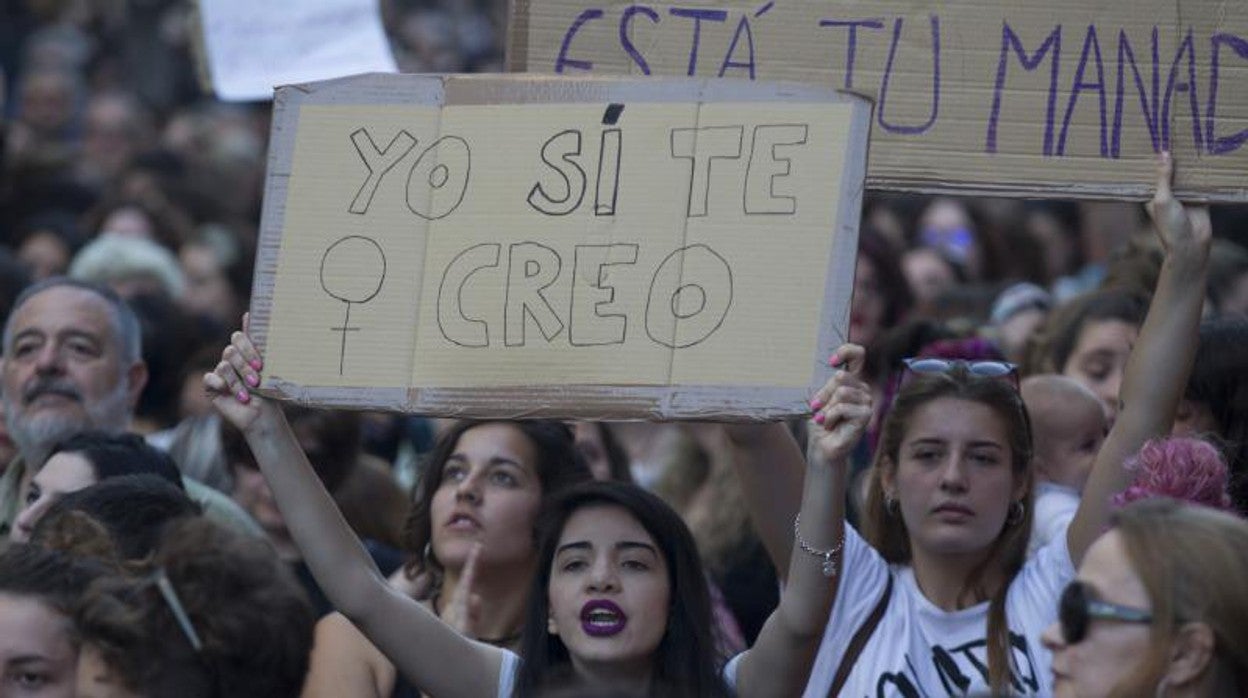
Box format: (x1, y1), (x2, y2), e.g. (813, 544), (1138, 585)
(785, 154), (1211, 697)
(205, 316), (874, 696)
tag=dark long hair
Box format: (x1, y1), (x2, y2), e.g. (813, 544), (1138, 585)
(1185, 319), (1248, 512)
(864, 367), (1034, 694)
(401, 420), (591, 584)
(516, 481), (729, 698)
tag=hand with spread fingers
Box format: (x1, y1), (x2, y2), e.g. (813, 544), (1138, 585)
(807, 343), (873, 468)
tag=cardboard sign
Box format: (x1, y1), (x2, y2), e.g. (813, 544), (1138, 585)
(193, 0), (397, 101)
(251, 74), (869, 420)
(507, 0), (1248, 201)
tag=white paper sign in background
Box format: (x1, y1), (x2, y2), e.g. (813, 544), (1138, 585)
(197, 0), (397, 101)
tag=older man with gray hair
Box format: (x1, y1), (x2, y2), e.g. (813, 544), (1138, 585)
(0, 277), (258, 537)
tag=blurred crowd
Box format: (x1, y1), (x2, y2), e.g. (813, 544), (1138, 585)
(0, 1), (1246, 696)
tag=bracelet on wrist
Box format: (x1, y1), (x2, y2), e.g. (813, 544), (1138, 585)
(794, 513), (843, 578)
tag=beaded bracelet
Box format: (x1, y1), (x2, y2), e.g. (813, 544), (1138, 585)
(794, 513), (843, 578)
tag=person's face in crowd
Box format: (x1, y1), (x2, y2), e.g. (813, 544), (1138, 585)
(1032, 396), (1105, 492)
(918, 198), (981, 279)
(82, 98), (137, 180)
(997, 307), (1047, 365)
(96, 207), (154, 241)
(17, 71), (75, 137)
(2, 287), (143, 465)
(74, 645), (137, 698)
(178, 244), (237, 326)
(1025, 209), (1077, 283)
(572, 422), (612, 482)
(902, 247), (958, 309)
(429, 424), (544, 573)
(1041, 530), (1152, 697)
(547, 504), (669, 679)
(0, 593), (77, 697)
(11, 451), (95, 542)
(16, 231), (71, 281)
(177, 372), (213, 420)
(1171, 399), (1220, 439)
(1217, 269), (1248, 318)
(231, 459), (283, 538)
(884, 398), (1022, 560)
(1061, 319), (1138, 426)
(850, 253), (885, 348)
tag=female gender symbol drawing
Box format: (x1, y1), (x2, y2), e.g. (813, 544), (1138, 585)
(320, 235), (386, 375)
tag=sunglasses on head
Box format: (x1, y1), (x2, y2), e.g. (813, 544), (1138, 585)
(896, 357), (1020, 393)
(1058, 580), (1152, 644)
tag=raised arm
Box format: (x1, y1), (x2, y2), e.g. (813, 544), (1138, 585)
(205, 320), (505, 698)
(1067, 154), (1211, 563)
(735, 345), (872, 698)
(722, 421), (804, 579)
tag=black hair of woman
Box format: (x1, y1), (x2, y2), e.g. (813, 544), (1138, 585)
(1182, 318), (1248, 511)
(516, 480), (728, 698)
(48, 430), (184, 489)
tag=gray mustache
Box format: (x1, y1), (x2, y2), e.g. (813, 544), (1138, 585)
(22, 379), (82, 405)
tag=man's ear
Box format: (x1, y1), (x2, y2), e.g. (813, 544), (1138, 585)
(1164, 622), (1216, 689)
(125, 360), (148, 408)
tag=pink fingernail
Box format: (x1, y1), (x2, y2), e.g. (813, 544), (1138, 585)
(250, 360), (263, 371)
(829, 354), (842, 367)
(236, 390), (250, 404)
(245, 374), (259, 387)
(810, 399), (824, 410)
(814, 412), (825, 425)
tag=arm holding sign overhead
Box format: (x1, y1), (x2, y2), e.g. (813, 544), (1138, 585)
(731, 344), (871, 698)
(206, 318), (507, 698)
(1066, 153), (1211, 564)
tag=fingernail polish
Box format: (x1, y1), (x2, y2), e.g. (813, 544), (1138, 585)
(250, 360), (263, 371)
(236, 390), (250, 404)
(245, 374), (259, 387)
(810, 399), (824, 411)
(814, 412), (825, 425)
(828, 355), (841, 367)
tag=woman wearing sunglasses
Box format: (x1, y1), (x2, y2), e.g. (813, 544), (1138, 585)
(731, 153), (1211, 697)
(1042, 498), (1248, 696)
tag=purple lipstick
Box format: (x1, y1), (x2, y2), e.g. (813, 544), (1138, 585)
(580, 599), (627, 637)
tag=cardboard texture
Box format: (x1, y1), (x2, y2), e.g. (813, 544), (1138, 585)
(193, 0), (397, 101)
(253, 73), (869, 420)
(507, 0), (1248, 201)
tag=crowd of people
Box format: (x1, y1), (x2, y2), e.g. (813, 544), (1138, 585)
(1, 1), (1247, 697)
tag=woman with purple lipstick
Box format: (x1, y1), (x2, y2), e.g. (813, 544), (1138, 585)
(207, 322), (872, 696)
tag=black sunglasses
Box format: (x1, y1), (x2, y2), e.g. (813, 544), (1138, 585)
(1059, 580), (1152, 644)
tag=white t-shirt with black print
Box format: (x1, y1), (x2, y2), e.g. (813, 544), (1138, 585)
(802, 524), (1074, 697)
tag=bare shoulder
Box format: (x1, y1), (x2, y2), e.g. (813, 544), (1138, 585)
(307, 612), (397, 697)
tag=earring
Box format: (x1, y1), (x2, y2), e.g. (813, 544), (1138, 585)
(884, 495), (900, 517)
(547, 616), (559, 636)
(1008, 500), (1025, 526)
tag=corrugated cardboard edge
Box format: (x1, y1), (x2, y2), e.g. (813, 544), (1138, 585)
(251, 73), (871, 421)
(504, 0), (531, 73)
